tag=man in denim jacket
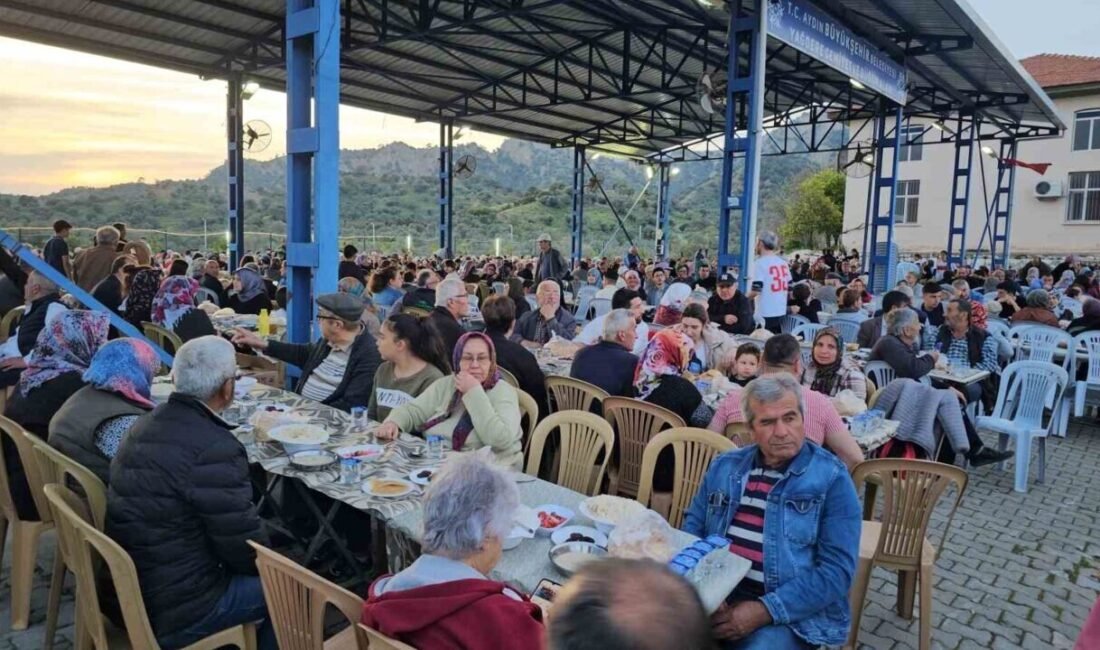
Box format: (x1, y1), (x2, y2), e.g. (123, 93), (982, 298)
(683, 373), (861, 648)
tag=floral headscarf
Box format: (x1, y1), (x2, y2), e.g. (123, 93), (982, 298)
(234, 266), (266, 303)
(125, 268), (163, 326)
(83, 338), (158, 408)
(634, 329), (693, 399)
(421, 332), (501, 451)
(19, 310), (109, 397)
(152, 276), (200, 330)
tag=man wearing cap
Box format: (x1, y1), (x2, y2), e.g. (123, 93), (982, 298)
(232, 293), (381, 412)
(535, 234), (569, 285)
(708, 273), (755, 335)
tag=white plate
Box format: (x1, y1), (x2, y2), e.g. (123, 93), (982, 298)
(534, 504), (574, 535)
(408, 467), (438, 486)
(334, 444), (384, 460)
(361, 478), (415, 498)
(267, 423), (329, 445)
(551, 525), (608, 548)
(234, 376), (257, 397)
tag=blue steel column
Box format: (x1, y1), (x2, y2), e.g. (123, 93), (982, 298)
(865, 103), (903, 293)
(438, 121), (454, 257)
(226, 75), (245, 270)
(990, 139), (1018, 268)
(285, 0), (340, 346)
(718, 1), (766, 291)
(945, 114), (975, 268)
(655, 162), (672, 262)
(570, 145), (586, 268)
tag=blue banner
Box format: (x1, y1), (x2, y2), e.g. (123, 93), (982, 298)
(767, 0), (908, 105)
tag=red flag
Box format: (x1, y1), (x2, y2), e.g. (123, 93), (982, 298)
(1002, 158), (1051, 175)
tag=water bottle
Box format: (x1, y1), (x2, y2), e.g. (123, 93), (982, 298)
(339, 458), (360, 485)
(350, 406), (367, 433)
(427, 435), (443, 461)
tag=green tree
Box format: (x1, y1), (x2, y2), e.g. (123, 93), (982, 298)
(780, 169), (845, 249)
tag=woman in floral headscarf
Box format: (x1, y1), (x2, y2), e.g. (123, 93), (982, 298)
(374, 332), (523, 468)
(124, 267), (163, 328)
(48, 338), (160, 484)
(634, 328), (713, 427)
(4, 310), (109, 519)
(152, 275), (215, 346)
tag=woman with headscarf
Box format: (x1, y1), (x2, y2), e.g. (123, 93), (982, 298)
(228, 265), (273, 315)
(4, 310), (109, 519)
(635, 329), (713, 428)
(152, 276), (216, 346)
(124, 267), (163, 328)
(1053, 270), (1077, 296)
(800, 327), (866, 401)
(653, 282), (692, 327)
(374, 332), (523, 468)
(1011, 289), (1061, 328)
(48, 338), (159, 484)
(1025, 267), (1043, 292)
(1069, 298), (1100, 336)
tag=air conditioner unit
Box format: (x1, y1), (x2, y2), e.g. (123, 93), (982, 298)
(1034, 180), (1064, 198)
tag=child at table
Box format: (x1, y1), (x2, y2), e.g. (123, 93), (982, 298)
(728, 343), (760, 387)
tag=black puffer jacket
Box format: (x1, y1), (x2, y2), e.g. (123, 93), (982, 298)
(106, 393), (265, 640)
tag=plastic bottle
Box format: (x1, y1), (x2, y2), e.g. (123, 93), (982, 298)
(258, 309), (270, 336)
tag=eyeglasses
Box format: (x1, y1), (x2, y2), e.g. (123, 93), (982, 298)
(460, 354), (491, 365)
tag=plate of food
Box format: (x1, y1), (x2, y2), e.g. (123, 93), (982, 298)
(268, 423), (329, 445)
(287, 449), (338, 471)
(579, 495), (647, 534)
(535, 504), (574, 535)
(551, 525), (608, 548)
(549, 541), (607, 576)
(408, 467), (438, 486)
(334, 444), (384, 460)
(361, 477), (415, 498)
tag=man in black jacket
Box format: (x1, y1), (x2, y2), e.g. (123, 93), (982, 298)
(570, 308), (639, 397)
(90, 255), (132, 315)
(233, 293), (381, 412)
(201, 259), (229, 306)
(482, 294), (550, 418)
(107, 336), (275, 649)
(707, 273), (754, 335)
(535, 233), (569, 284)
(856, 290), (911, 350)
(426, 277), (468, 352)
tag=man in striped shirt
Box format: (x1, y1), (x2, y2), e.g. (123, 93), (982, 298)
(684, 373), (861, 649)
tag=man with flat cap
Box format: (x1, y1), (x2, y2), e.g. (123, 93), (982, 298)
(233, 293), (381, 412)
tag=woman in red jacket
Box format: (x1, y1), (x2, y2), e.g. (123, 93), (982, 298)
(362, 454), (544, 650)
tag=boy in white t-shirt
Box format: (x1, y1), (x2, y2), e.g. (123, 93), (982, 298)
(747, 231), (790, 334)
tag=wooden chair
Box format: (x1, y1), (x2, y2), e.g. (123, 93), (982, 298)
(516, 388), (539, 453)
(141, 321), (183, 357)
(0, 416), (54, 631)
(499, 367), (520, 388)
(355, 623), (417, 650)
(524, 411), (614, 496)
(636, 428), (735, 529)
(25, 432), (109, 648)
(43, 483), (256, 649)
(545, 376), (608, 413)
(723, 421), (752, 448)
(0, 305), (25, 343)
(601, 397), (686, 498)
(846, 459), (968, 650)
(249, 541), (362, 649)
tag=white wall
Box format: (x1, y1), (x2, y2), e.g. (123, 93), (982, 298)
(842, 91), (1100, 257)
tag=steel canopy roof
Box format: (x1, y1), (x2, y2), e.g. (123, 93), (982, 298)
(0, 0), (1064, 159)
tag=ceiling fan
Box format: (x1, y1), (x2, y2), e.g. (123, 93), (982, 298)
(243, 120), (272, 153)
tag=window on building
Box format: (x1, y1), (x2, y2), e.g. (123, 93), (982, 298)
(894, 180), (920, 224)
(898, 125), (925, 162)
(1073, 109), (1100, 152)
(1067, 171), (1100, 222)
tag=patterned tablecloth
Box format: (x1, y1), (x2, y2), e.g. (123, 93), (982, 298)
(535, 350), (574, 377)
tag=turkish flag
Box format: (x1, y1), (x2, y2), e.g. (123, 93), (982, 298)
(1002, 158), (1052, 175)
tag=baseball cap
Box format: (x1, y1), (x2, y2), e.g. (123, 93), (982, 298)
(717, 273), (736, 286)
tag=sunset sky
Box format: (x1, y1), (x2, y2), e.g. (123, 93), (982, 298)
(0, 0), (1094, 195)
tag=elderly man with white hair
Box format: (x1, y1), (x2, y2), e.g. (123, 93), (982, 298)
(570, 308), (640, 397)
(73, 225), (123, 291)
(107, 336), (276, 650)
(513, 279), (577, 346)
(361, 454), (545, 649)
(426, 276), (469, 351)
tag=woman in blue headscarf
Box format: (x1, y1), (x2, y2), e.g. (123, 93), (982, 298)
(227, 265), (273, 315)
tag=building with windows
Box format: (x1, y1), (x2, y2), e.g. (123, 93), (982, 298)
(842, 53), (1100, 257)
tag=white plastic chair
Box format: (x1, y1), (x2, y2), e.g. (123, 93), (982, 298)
(492, 282), (507, 295)
(590, 297), (612, 320)
(1071, 331), (1100, 418)
(753, 314), (765, 330)
(525, 295), (538, 311)
(1013, 325), (1073, 368)
(780, 313), (810, 335)
(976, 361), (1068, 493)
(193, 287), (220, 306)
(791, 323), (828, 342)
(572, 285), (598, 322)
(828, 318), (863, 348)
(864, 361), (896, 393)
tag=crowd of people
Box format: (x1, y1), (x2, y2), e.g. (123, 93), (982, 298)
(1, 220), (1098, 649)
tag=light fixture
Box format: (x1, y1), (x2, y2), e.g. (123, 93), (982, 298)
(225, 230), (232, 242)
(695, 0), (714, 6)
(645, 167), (654, 180)
(981, 145), (997, 158)
(495, 237), (501, 256)
(929, 119), (955, 136)
(590, 153), (602, 161)
(849, 78), (866, 90)
(240, 81), (260, 100)
(406, 234), (412, 251)
(671, 167), (681, 176)
(861, 153), (875, 165)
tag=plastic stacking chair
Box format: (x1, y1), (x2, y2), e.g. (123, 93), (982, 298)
(722, 421), (752, 448)
(499, 367), (520, 388)
(25, 432), (109, 649)
(525, 295), (538, 311)
(250, 541), (362, 649)
(976, 361), (1068, 493)
(572, 285), (598, 322)
(0, 305), (24, 343)
(355, 624), (417, 650)
(590, 297), (613, 320)
(524, 411), (614, 496)
(636, 428), (735, 529)
(779, 313), (811, 334)
(863, 361), (896, 396)
(0, 416), (54, 631)
(828, 318), (862, 349)
(44, 484), (256, 650)
(141, 321), (183, 358)
(193, 287), (220, 306)
(516, 388), (539, 452)
(846, 459), (968, 650)
(791, 322), (828, 342)
(602, 397), (686, 498)
(1070, 331), (1100, 418)
(545, 376), (609, 413)
(1013, 325), (1073, 368)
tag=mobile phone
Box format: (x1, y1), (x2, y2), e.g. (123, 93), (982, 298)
(530, 578), (562, 615)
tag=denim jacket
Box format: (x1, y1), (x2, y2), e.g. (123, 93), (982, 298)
(682, 442), (861, 646)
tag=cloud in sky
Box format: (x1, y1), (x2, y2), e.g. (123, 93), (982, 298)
(0, 37), (504, 195)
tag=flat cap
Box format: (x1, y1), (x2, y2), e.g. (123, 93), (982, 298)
(536, 233), (551, 242)
(316, 292), (364, 321)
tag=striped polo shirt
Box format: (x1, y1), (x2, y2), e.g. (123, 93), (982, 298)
(726, 460), (785, 599)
